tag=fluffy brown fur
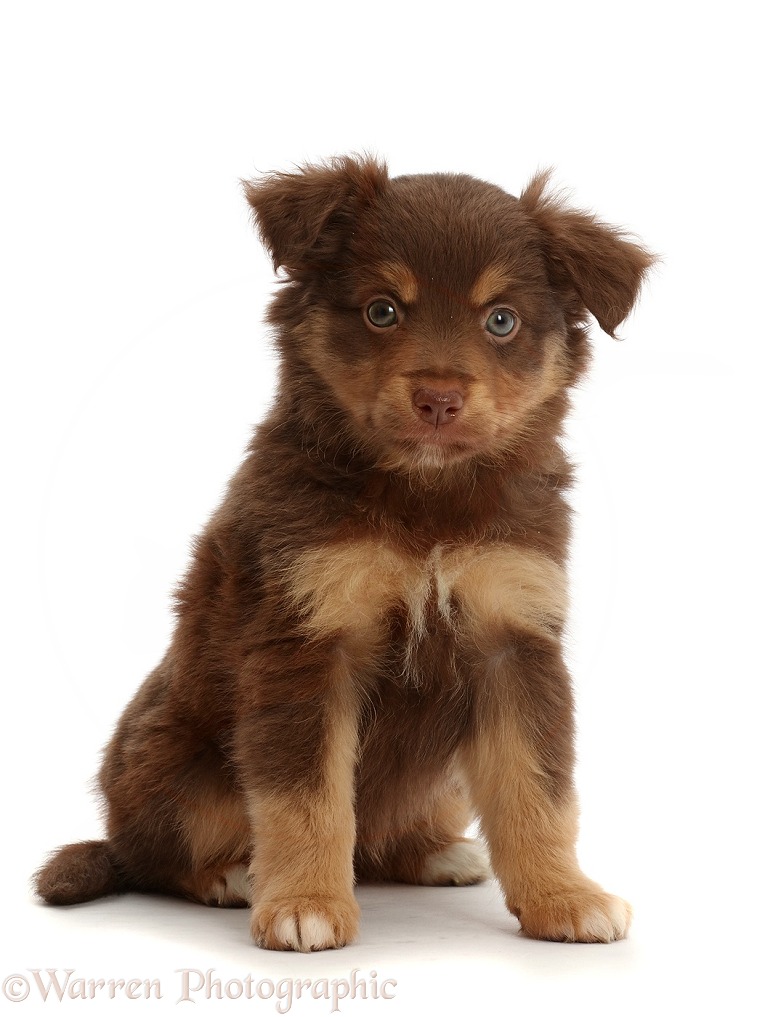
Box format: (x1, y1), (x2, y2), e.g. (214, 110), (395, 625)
(34, 156), (653, 950)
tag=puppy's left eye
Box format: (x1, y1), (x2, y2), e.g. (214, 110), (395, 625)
(365, 300), (399, 329)
(485, 308), (520, 340)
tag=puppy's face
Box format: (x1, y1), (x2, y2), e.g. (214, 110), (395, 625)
(301, 176), (571, 474)
(245, 159), (653, 475)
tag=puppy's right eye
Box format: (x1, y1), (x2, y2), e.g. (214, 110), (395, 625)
(365, 300), (398, 329)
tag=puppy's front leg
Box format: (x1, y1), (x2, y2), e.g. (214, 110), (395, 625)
(237, 651), (361, 952)
(460, 635), (631, 943)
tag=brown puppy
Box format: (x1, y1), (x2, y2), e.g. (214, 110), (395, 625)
(35, 156), (653, 950)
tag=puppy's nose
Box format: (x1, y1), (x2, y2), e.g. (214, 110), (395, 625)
(412, 387), (464, 427)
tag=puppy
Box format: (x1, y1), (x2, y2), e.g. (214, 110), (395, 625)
(35, 156), (653, 950)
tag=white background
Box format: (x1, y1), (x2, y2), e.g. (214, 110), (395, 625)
(2, 1), (771, 1014)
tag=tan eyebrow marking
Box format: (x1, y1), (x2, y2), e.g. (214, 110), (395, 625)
(374, 262), (419, 304)
(470, 264), (514, 307)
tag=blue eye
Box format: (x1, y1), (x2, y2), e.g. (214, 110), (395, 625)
(366, 300), (398, 328)
(485, 308), (520, 340)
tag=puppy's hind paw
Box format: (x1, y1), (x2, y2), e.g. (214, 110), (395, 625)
(419, 839), (492, 886)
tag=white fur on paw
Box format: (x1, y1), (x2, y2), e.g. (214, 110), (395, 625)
(222, 864), (251, 905)
(518, 889), (632, 943)
(274, 913), (337, 952)
(204, 864), (251, 907)
(575, 895), (631, 943)
(420, 840), (492, 886)
(252, 896), (359, 951)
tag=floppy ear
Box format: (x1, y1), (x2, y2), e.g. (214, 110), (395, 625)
(242, 155), (388, 274)
(520, 171), (655, 338)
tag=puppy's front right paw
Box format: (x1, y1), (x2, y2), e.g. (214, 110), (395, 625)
(251, 894), (360, 952)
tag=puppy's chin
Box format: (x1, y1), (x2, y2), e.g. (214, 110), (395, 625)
(376, 444), (459, 482)
(374, 430), (484, 480)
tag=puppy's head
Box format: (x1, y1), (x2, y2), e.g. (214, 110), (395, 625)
(244, 156), (653, 476)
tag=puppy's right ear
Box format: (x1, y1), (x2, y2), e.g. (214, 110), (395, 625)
(243, 155), (388, 274)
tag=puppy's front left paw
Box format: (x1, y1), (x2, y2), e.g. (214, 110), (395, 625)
(251, 894), (360, 952)
(513, 886), (631, 943)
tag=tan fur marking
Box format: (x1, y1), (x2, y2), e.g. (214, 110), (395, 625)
(285, 541), (416, 640)
(375, 261), (419, 304)
(530, 336), (571, 403)
(491, 335), (570, 443)
(247, 676), (361, 949)
(461, 714), (579, 881)
(460, 707), (631, 942)
(446, 544), (567, 641)
(470, 263), (514, 307)
(286, 539), (566, 645)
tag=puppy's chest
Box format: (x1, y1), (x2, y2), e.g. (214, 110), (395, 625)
(284, 537), (567, 668)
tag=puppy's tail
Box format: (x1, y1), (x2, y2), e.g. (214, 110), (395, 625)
(34, 840), (126, 905)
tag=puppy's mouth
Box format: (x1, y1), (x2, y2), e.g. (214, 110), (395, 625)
(388, 414), (484, 466)
(405, 418), (472, 446)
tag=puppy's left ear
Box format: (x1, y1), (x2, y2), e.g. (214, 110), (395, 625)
(520, 172), (656, 338)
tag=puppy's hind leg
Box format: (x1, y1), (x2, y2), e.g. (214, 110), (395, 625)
(419, 839), (491, 887)
(177, 862), (252, 908)
(101, 736), (253, 908)
(171, 769), (253, 908)
(35, 664), (253, 911)
(355, 781), (491, 887)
